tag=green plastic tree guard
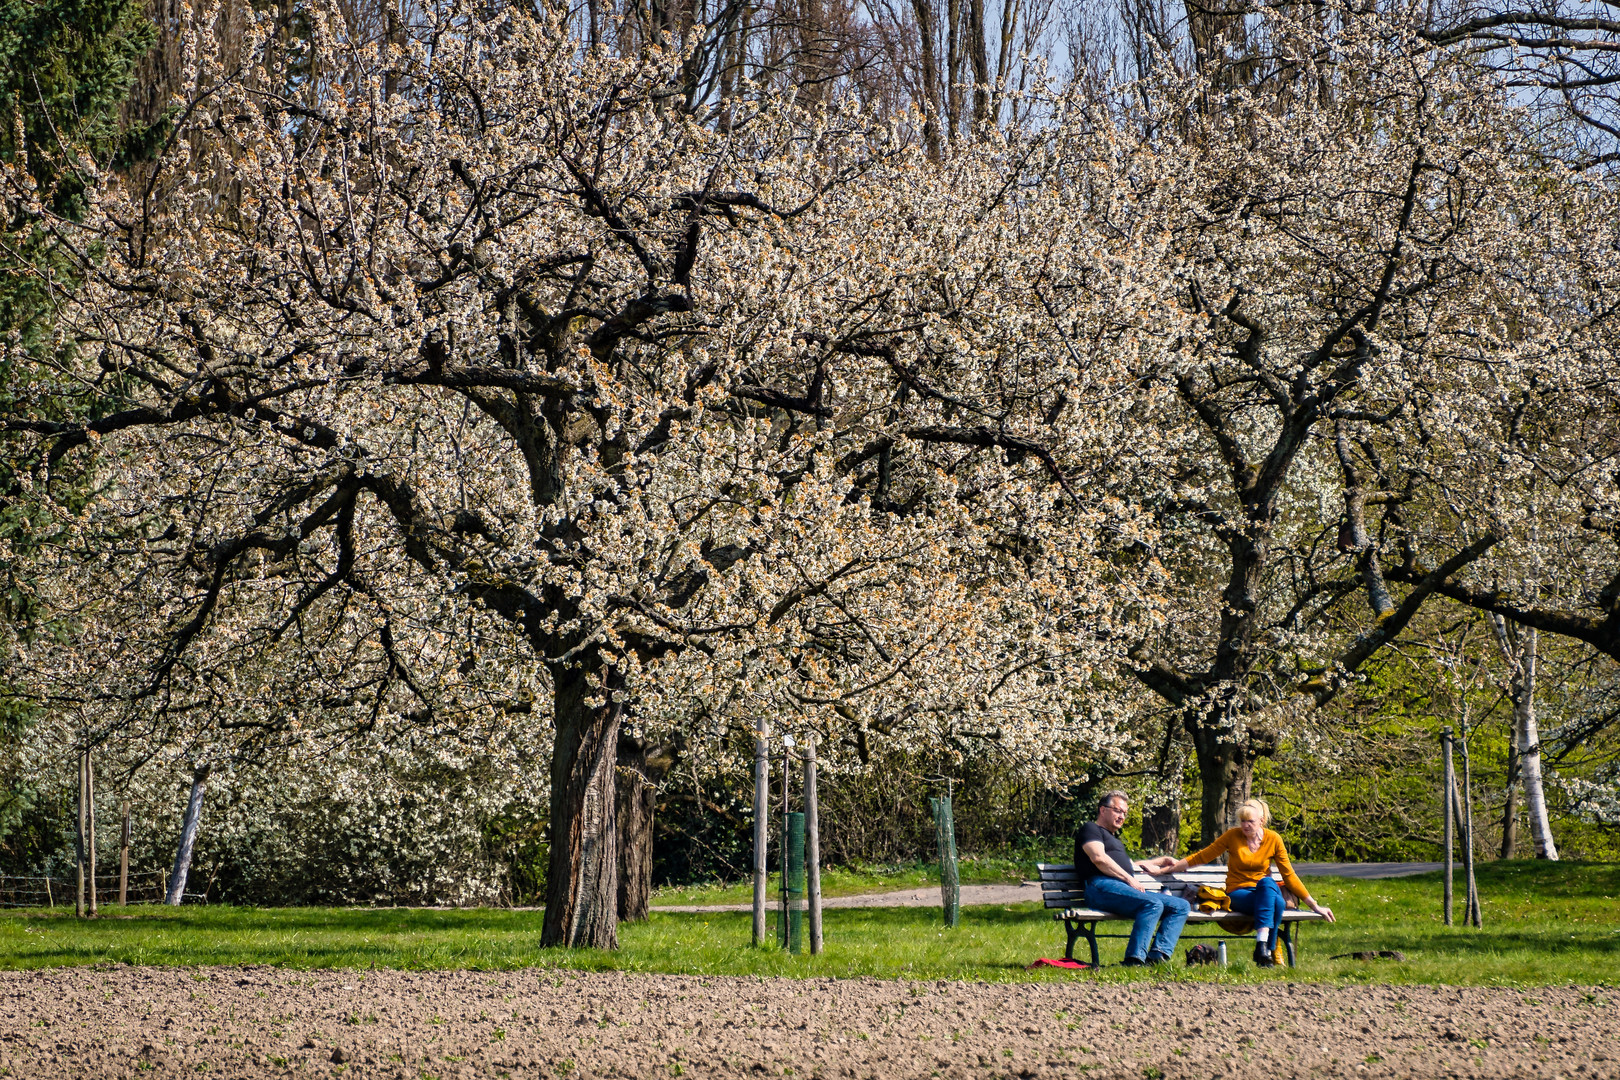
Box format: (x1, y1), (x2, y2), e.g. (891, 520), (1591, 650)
(785, 812), (806, 953)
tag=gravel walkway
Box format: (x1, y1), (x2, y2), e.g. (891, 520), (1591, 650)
(653, 864), (1445, 913)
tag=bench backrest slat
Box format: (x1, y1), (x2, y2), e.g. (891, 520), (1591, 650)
(1035, 862), (1285, 909)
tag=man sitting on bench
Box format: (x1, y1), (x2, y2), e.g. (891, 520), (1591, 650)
(1075, 791), (1188, 966)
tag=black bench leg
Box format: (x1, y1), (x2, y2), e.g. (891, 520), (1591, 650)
(1060, 918), (1101, 969)
(1284, 922), (1297, 968)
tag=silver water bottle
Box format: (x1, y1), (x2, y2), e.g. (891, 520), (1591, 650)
(1218, 941), (1227, 967)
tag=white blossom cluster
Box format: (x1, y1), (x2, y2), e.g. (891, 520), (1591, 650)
(12, 713), (548, 904)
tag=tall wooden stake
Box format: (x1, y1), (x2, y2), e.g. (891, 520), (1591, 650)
(780, 738), (792, 948)
(1461, 725), (1481, 927)
(75, 747), (86, 919)
(119, 801), (131, 907)
(86, 747), (97, 916)
(752, 718), (769, 946)
(804, 739), (823, 955)
(1442, 727), (1454, 926)
(932, 784), (960, 929)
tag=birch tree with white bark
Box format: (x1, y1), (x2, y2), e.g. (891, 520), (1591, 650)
(1491, 616), (1561, 860)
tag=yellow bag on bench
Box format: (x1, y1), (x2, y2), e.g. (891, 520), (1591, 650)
(1199, 886), (1261, 935)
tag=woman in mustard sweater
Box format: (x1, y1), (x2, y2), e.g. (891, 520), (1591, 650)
(1151, 798), (1335, 967)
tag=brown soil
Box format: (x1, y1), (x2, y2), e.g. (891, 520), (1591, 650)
(2, 967), (1614, 1079)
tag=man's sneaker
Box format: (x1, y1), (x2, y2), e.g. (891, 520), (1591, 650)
(1145, 951), (1172, 966)
(1253, 941), (1277, 968)
(1120, 956), (1148, 967)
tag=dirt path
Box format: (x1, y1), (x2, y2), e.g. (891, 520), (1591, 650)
(654, 883), (1039, 912)
(3, 966), (1613, 1079)
(652, 866), (1444, 913)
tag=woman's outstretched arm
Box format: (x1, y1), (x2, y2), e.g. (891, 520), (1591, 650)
(1146, 833), (1231, 875)
(1273, 837), (1336, 922)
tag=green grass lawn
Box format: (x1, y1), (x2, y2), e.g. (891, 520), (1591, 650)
(1, 861), (1614, 986)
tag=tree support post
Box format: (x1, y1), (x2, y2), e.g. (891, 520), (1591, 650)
(779, 736), (795, 948)
(932, 789), (960, 929)
(804, 739), (823, 955)
(752, 717), (770, 947)
(119, 802), (131, 907)
(1441, 727), (1454, 926)
(86, 748), (97, 916)
(1460, 726), (1481, 928)
(75, 747), (86, 919)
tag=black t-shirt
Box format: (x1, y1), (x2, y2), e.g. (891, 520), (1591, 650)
(1075, 821), (1135, 884)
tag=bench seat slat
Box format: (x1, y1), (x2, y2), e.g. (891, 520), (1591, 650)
(1055, 908), (1324, 922)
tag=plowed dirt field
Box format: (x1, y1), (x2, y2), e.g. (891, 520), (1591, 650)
(2, 966), (1615, 1079)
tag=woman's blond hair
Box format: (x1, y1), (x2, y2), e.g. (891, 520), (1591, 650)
(1237, 798), (1271, 825)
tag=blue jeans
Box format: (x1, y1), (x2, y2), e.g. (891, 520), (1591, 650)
(1229, 875), (1286, 931)
(1083, 877), (1191, 961)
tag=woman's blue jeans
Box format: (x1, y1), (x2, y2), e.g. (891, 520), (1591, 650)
(1228, 875), (1286, 932)
(1082, 877), (1191, 961)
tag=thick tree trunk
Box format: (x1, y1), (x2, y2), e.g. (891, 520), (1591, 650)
(1193, 738), (1252, 846)
(1140, 801), (1180, 855)
(615, 766), (656, 922)
(542, 655), (624, 949)
(614, 732), (684, 923)
(166, 764), (210, 905)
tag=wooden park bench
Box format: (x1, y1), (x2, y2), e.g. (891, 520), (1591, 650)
(1036, 863), (1328, 968)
